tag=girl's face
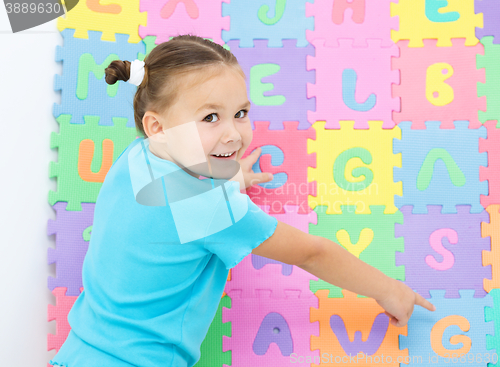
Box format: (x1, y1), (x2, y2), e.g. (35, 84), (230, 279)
(144, 65), (252, 179)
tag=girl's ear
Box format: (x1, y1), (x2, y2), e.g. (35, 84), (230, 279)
(142, 112), (163, 138)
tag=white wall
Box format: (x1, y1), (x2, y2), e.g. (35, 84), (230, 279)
(0, 5), (61, 366)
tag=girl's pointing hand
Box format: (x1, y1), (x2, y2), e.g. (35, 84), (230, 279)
(376, 280), (436, 328)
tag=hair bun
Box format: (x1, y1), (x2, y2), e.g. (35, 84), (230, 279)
(104, 60), (131, 85)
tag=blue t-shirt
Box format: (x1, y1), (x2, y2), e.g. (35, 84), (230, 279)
(49, 137), (278, 367)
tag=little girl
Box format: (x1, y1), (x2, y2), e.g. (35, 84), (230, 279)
(50, 35), (435, 367)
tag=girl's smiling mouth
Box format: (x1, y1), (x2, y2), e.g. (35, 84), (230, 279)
(210, 150), (237, 159)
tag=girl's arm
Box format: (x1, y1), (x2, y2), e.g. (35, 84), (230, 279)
(252, 220), (436, 327)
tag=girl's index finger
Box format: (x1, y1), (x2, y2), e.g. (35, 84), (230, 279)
(415, 292), (436, 311)
(249, 147), (261, 163)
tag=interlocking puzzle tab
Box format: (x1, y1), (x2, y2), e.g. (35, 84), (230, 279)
(475, 0), (500, 44)
(310, 205), (404, 298)
(311, 289), (408, 366)
(394, 121), (488, 214)
(49, 114), (137, 211)
(48, 287), (83, 355)
(391, 0), (483, 47)
(56, 0), (146, 43)
(399, 290), (495, 367)
(477, 37), (500, 125)
(54, 29), (149, 125)
(308, 121), (402, 215)
(307, 39), (399, 129)
(396, 205), (491, 299)
(228, 39), (315, 130)
(242, 121), (316, 214)
(223, 290), (319, 366)
(48, 202), (95, 296)
(222, 0), (314, 47)
(139, 0), (229, 46)
(226, 253), (317, 299)
(480, 121), (500, 208)
(392, 39), (485, 129)
(306, 0), (398, 47)
(482, 205), (500, 293)
(195, 296), (231, 367)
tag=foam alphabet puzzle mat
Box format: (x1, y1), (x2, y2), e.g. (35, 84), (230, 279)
(47, 0), (500, 366)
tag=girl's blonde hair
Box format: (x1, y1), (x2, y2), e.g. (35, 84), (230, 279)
(104, 34), (243, 137)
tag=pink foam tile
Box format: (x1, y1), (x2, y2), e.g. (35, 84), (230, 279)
(392, 39), (486, 129)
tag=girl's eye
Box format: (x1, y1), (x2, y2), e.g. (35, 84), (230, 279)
(203, 113), (219, 123)
(235, 109), (248, 118)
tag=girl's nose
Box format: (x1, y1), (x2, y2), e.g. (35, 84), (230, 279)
(223, 119), (241, 143)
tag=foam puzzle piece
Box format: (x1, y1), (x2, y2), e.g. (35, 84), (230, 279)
(223, 290), (319, 366)
(139, 0), (229, 46)
(399, 290), (495, 366)
(54, 28), (153, 125)
(222, 0), (314, 47)
(311, 289), (408, 366)
(194, 295), (231, 367)
(394, 121), (488, 214)
(308, 121), (402, 214)
(480, 121), (500, 208)
(310, 205), (404, 298)
(395, 205), (491, 299)
(49, 115), (137, 211)
(485, 288), (500, 366)
(56, 0), (146, 43)
(392, 39), (486, 129)
(306, 0), (398, 47)
(48, 287), (82, 355)
(48, 202), (95, 296)
(307, 39), (399, 129)
(482, 205), (500, 293)
(242, 121), (316, 214)
(391, 0), (483, 47)
(477, 37), (500, 125)
(475, 0), (500, 44)
(227, 39), (315, 130)
(225, 254), (317, 299)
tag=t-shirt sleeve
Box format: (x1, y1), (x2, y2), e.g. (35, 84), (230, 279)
(203, 194), (278, 270)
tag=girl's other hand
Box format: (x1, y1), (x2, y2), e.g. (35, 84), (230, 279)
(375, 280), (436, 327)
(239, 147), (274, 189)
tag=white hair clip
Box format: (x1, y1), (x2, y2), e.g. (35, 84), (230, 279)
(128, 59), (146, 87)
